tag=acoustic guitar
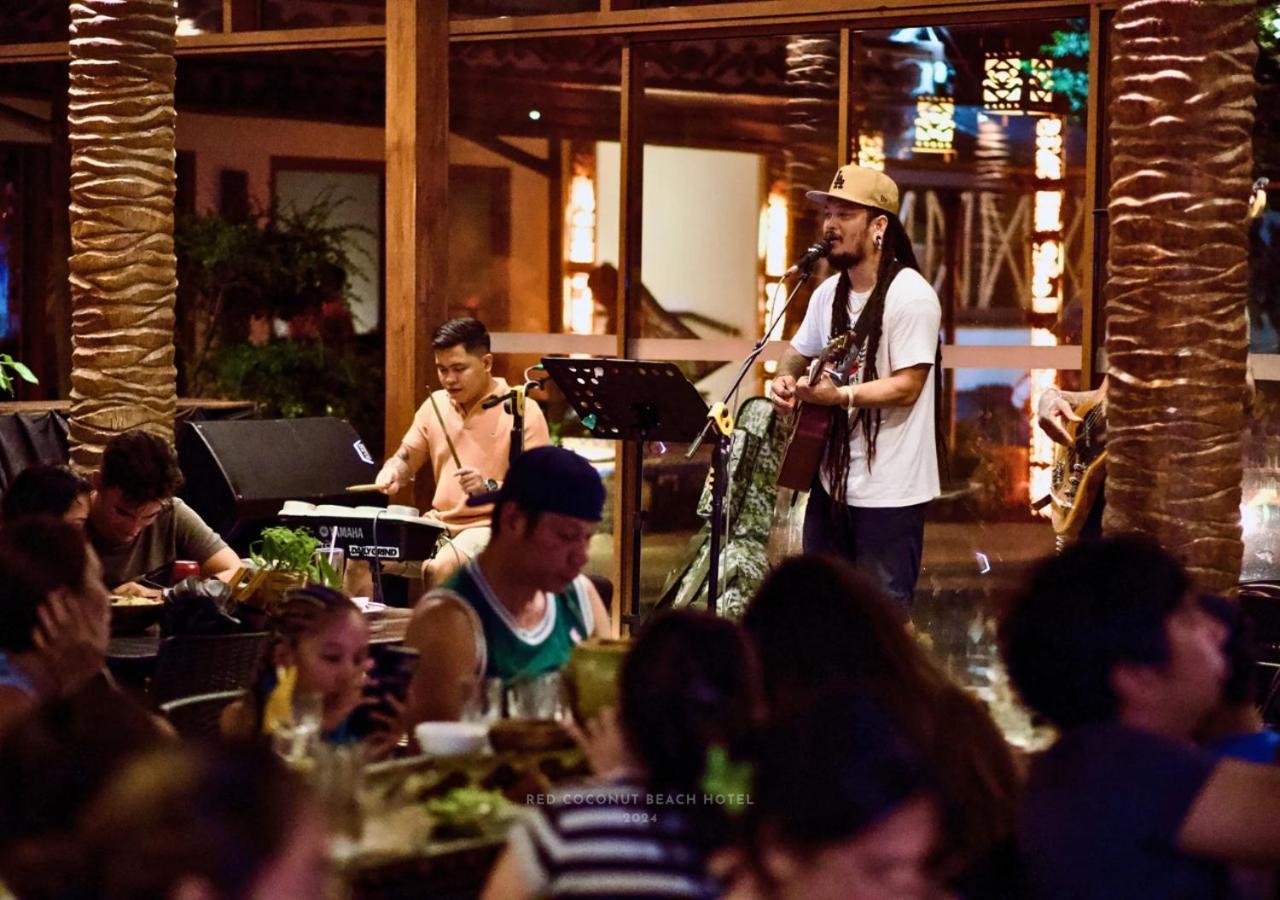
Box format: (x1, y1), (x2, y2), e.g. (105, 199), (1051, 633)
(776, 330), (858, 491)
(1046, 391), (1107, 540)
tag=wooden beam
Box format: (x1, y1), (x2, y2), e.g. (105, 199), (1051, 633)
(178, 24), (384, 55)
(457, 130), (555, 177)
(547, 139), (564, 333)
(0, 1), (1099, 63)
(222, 0), (261, 32)
(0, 101), (48, 130)
(450, 0), (1093, 40)
(385, 0), (449, 502)
(615, 42), (644, 635)
(1080, 3), (1107, 388)
(837, 28), (851, 164)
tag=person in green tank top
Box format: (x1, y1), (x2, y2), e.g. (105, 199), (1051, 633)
(404, 447), (611, 722)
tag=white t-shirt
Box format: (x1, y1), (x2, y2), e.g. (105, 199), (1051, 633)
(790, 267), (941, 507)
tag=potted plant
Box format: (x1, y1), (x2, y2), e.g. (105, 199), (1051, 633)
(246, 525), (341, 610)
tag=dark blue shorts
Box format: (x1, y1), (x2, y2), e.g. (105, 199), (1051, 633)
(802, 480), (928, 613)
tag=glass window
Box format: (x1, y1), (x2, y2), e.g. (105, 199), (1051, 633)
(850, 20), (1091, 346)
(609, 34), (838, 609)
(452, 0), (596, 18)
(451, 37), (621, 338)
(1251, 7), (1280, 352)
(260, 0), (386, 29)
(0, 1), (67, 44)
(177, 0), (222, 35)
(452, 35), (622, 466)
(1243, 377), (1280, 581)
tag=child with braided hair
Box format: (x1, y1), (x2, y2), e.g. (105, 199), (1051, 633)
(221, 585), (376, 747)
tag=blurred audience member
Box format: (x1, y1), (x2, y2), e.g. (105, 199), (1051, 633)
(86, 429), (240, 596)
(1001, 535), (1280, 900)
(727, 691), (942, 900)
(0, 517), (110, 739)
(0, 680), (168, 899)
(1195, 594), (1279, 763)
(483, 611), (761, 899)
(742, 555), (1020, 897)
(78, 743), (328, 900)
(222, 585), (375, 748)
(1, 465), (92, 526)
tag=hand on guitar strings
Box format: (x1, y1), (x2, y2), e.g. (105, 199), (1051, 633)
(769, 374), (798, 414)
(1036, 388), (1083, 446)
(794, 371), (846, 408)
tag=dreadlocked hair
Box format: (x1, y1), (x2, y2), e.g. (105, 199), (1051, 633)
(823, 214), (921, 506)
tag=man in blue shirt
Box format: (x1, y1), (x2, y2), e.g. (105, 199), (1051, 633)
(1001, 536), (1280, 899)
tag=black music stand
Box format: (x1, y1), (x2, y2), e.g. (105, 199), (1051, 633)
(541, 358), (709, 628)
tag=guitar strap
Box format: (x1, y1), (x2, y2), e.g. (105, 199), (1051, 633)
(829, 263), (899, 382)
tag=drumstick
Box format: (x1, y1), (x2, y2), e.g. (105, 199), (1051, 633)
(428, 393), (464, 470)
(346, 483), (383, 492)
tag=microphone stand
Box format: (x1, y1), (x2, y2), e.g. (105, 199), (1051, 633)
(484, 377), (547, 468)
(686, 265), (816, 614)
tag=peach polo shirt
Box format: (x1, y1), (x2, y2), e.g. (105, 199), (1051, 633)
(400, 377), (550, 532)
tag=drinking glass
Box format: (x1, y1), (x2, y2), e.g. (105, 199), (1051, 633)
(312, 547), (347, 590)
(273, 690), (323, 766)
(460, 676), (505, 723)
(507, 672), (569, 721)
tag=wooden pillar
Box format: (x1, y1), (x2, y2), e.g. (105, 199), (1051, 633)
(222, 0), (260, 32)
(615, 42), (643, 635)
(385, 0), (449, 505)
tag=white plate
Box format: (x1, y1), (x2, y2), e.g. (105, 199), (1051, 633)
(351, 597), (387, 614)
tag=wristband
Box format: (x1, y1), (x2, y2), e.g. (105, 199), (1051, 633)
(844, 385), (858, 410)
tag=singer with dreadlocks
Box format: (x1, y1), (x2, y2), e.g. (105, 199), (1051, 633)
(770, 165), (942, 612)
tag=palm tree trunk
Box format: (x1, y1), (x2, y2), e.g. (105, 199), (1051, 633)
(67, 0), (179, 469)
(1103, 0), (1257, 590)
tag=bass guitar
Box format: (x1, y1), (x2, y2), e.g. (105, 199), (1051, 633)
(1046, 391), (1107, 541)
(776, 330), (858, 491)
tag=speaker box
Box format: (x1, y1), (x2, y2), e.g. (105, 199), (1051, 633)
(177, 418), (384, 550)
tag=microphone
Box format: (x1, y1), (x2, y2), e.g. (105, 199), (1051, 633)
(481, 395), (505, 410)
(783, 239), (832, 277)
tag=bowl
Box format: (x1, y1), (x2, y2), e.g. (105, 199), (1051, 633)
(414, 721), (490, 756)
(280, 500), (316, 515)
(109, 596), (165, 634)
(487, 718), (575, 753)
(387, 504), (420, 518)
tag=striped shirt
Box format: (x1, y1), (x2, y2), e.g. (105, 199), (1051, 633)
(507, 778), (722, 898)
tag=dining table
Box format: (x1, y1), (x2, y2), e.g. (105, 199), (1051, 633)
(338, 742), (589, 900)
(107, 607), (413, 663)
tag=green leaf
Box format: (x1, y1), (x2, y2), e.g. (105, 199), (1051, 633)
(251, 525), (322, 572)
(10, 361), (37, 384)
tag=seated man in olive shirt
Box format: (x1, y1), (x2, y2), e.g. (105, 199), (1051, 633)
(87, 430), (241, 595)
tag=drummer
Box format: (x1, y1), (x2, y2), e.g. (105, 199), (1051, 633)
(374, 317), (550, 587)
(86, 430), (241, 597)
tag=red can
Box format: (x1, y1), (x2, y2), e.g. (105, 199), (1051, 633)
(172, 560), (201, 583)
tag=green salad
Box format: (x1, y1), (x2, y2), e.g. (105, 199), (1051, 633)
(424, 788), (517, 839)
